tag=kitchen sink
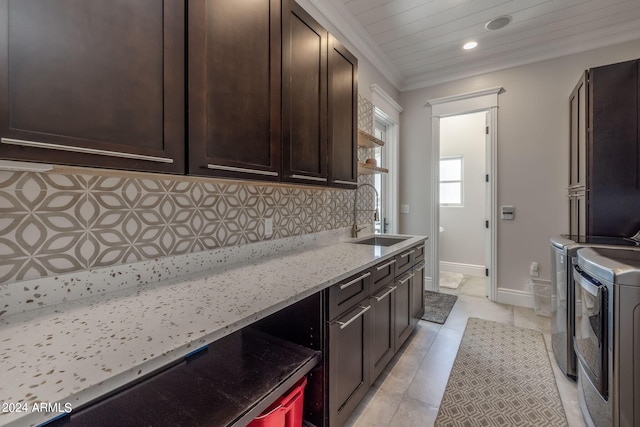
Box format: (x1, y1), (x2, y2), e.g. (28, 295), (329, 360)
(351, 236), (409, 247)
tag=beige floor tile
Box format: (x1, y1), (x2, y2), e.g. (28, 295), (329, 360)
(343, 387), (405, 427)
(460, 276), (487, 297)
(548, 350), (585, 427)
(387, 395), (439, 427)
(375, 322), (440, 395)
(514, 304), (552, 335)
(405, 326), (463, 407)
(443, 294), (514, 331)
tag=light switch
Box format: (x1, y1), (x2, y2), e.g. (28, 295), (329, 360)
(400, 204), (410, 214)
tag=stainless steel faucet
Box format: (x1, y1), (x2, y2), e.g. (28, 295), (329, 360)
(352, 183), (379, 238)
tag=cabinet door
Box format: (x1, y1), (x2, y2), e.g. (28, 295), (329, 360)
(569, 71), (587, 189)
(188, 0), (281, 180)
(394, 272), (413, 351)
(0, 0), (185, 174)
(569, 191), (586, 236)
(411, 262), (425, 326)
(328, 35), (357, 188)
(282, 0), (328, 185)
(370, 286), (395, 382)
(588, 59), (640, 237)
(329, 302), (371, 426)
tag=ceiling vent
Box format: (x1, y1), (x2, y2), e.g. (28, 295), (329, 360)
(485, 15), (512, 31)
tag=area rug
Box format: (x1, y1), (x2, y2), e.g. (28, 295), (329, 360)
(435, 318), (568, 427)
(440, 271), (464, 289)
(422, 291), (458, 324)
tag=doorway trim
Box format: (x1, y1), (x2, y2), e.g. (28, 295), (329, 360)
(427, 87), (502, 301)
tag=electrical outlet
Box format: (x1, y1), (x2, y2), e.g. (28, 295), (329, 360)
(530, 261), (539, 277)
(264, 218), (273, 238)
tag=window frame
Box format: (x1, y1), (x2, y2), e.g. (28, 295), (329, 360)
(439, 155), (464, 207)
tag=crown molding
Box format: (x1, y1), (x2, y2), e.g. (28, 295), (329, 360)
(370, 84), (403, 113)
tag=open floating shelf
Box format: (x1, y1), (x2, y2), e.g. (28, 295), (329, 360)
(357, 129), (385, 148)
(358, 162), (388, 175)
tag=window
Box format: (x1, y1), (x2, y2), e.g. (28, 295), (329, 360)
(440, 156), (463, 206)
(373, 120), (387, 233)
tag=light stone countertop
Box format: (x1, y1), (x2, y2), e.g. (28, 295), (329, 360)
(0, 232), (427, 427)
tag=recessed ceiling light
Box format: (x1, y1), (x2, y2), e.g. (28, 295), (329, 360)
(485, 15), (512, 31)
(463, 41), (478, 50)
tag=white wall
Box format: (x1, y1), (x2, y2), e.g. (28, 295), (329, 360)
(439, 112), (486, 270)
(399, 39), (640, 304)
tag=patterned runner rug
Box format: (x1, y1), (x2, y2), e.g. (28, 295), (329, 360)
(422, 291), (458, 324)
(435, 318), (568, 427)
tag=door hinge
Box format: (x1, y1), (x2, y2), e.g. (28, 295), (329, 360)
(485, 174), (489, 182)
(485, 220), (489, 228)
(486, 126), (489, 135)
(485, 268), (489, 277)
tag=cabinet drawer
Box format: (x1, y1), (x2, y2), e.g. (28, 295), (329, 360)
(396, 248), (414, 274)
(371, 258), (396, 292)
(329, 270), (371, 319)
(412, 244), (425, 265)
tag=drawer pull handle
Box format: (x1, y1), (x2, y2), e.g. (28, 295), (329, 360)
(290, 174), (328, 182)
(1, 137), (174, 163)
(376, 259), (396, 271)
(373, 286), (397, 301)
(336, 305), (371, 329)
(415, 263), (425, 272)
(339, 272), (371, 290)
(397, 273), (413, 284)
(400, 249), (415, 258)
(207, 164), (278, 176)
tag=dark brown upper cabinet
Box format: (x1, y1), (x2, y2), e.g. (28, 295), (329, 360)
(282, 0), (328, 186)
(187, 0), (281, 181)
(568, 59), (640, 237)
(328, 35), (358, 189)
(0, 0), (185, 174)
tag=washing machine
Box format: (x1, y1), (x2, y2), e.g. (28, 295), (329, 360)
(550, 235), (639, 380)
(575, 246), (640, 427)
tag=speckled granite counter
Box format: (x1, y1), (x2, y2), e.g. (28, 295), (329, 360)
(0, 230), (426, 427)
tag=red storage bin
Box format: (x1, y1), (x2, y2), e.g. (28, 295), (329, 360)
(248, 376), (307, 427)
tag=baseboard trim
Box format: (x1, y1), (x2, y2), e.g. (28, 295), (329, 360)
(425, 276), (436, 291)
(439, 261), (485, 277)
(496, 288), (533, 308)
(496, 278), (552, 309)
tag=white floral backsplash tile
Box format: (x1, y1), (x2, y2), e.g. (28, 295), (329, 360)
(0, 170), (354, 285)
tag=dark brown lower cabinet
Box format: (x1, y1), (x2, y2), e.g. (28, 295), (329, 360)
(329, 301), (371, 427)
(327, 242), (427, 426)
(370, 284), (396, 382)
(411, 262), (426, 326)
(394, 271), (413, 351)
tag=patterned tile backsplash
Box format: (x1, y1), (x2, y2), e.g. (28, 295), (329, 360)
(0, 96), (377, 287)
(0, 169), (355, 286)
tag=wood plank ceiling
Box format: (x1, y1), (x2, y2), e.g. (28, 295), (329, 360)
(339, 0), (640, 90)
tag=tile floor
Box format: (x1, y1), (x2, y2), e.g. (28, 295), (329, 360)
(344, 276), (586, 427)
